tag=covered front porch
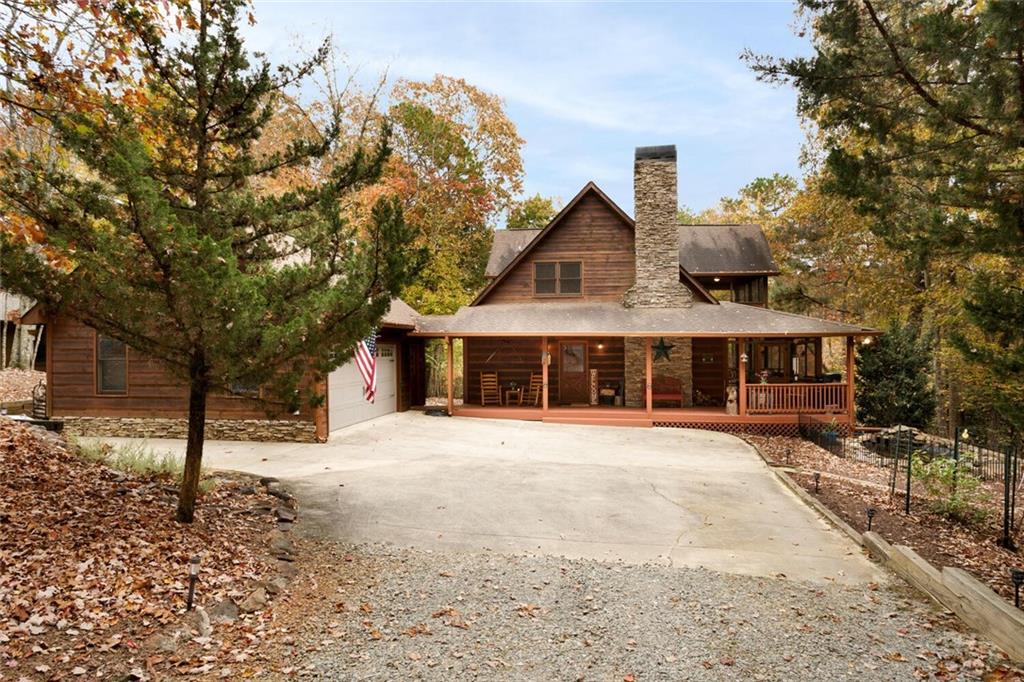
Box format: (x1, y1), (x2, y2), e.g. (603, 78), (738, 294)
(431, 333), (859, 433)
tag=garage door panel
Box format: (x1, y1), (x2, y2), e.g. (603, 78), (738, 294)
(328, 344), (397, 431)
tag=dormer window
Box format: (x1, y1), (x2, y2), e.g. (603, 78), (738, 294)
(534, 261), (582, 296)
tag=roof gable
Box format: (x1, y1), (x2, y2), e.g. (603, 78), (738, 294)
(476, 182), (718, 306)
(473, 182), (634, 305)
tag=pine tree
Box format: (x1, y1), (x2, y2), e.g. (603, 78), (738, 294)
(0, 0), (420, 522)
(855, 322), (937, 429)
(749, 0), (1024, 434)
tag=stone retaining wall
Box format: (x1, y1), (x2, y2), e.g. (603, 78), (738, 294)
(61, 416), (318, 443)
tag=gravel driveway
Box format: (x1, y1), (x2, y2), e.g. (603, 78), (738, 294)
(284, 543), (1014, 681)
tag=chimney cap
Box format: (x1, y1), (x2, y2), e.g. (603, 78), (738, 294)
(635, 145), (676, 161)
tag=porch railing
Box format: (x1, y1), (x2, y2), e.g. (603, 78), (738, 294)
(746, 382), (848, 415)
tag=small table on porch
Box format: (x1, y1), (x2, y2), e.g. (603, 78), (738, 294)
(504, 388), (523, 406)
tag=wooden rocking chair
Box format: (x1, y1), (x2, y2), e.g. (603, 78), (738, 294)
(480, 371), (501, 406)
(525, 373), (543, 406)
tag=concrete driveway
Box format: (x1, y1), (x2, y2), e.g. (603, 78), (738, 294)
(108, 413), (881, 584)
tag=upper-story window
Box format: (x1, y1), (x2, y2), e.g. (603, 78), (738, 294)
(96, 333), (128, 394)
(534, 261), (582, 296)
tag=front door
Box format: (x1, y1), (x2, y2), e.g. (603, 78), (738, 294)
(558, 341), (589, 404)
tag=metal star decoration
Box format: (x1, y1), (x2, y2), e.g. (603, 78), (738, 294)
(652, 337), (675, 361)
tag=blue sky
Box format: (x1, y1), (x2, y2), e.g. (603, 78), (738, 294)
(246, 1), (812, 215)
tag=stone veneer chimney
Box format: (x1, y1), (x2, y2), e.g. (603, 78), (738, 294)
(624, 145), (693, 309)
(622, 144), (694, 408)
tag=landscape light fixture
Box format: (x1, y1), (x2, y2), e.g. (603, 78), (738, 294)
(186, 555), (200, 611)
(813, 472), (821, 494)
(866, 508), (876, 531)
(785, 447), (792, 465)
(1012, 568), (1024, 608)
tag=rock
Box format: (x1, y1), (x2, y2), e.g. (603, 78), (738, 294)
(268, 531), (296, 560)
(268, 487), (294, 503)
(277, 520), (294, 533)
(184, 607), (212, 637)
(277, 560), (299, 579)
(275, 506), (297, 522)
(239, 485), (258, 495)
(261, 575), (290, 596)
(238, 587), (268, 614)
(250, 500), (273, 514)
(259, 477), (279, 487)
(208, 599), (240, 624)
(143, 631), (179, 654)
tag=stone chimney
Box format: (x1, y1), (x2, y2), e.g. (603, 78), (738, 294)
(624, 145), (692, 308)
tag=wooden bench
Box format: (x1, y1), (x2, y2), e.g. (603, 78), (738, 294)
(651, 376), (683, 407)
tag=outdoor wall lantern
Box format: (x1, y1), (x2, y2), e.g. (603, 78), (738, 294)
(813, 472), (821, 494)
(597, 341), (604, 350)
(1012, 568), (1024, 608)
(187, 555), (201, 611)
(739, 353), (749, 364)
(866, 507), (876, 531)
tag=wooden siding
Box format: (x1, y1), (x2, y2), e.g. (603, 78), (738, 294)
(482, 194), (635, 304)
(48, 317), (414, 422)
(692, 337), (727, 406)
(464, 336), (624, 406)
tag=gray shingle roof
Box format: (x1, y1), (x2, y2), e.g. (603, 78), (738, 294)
(678, 224), (779, 275)
(382, 297), (419, 328)
(484, 224), (778, 279)
(412, 301), (877, 337)
(486, 229), (541, 277)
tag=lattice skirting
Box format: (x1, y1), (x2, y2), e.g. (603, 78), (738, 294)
(653, 421), (803, 437)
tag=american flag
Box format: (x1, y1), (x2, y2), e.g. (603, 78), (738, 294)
(355, 328), (377, 403)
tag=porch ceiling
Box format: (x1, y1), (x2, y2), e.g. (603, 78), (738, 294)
(412, 301), (879, 338)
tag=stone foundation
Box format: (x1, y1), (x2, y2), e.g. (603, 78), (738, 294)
(60, 416), (319, 443)
(623, 337), (693, 407)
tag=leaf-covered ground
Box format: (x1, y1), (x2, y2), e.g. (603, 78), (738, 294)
(746, 435), (1024, 602)
(0, 419), (286, 679)
(0, 369), (45, 404)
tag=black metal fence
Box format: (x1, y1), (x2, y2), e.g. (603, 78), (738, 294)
(843, 426), (1022, 547)
(857, 428), (1014, 483)
(797, 414), (846, 457)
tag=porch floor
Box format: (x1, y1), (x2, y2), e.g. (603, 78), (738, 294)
(450, 404), (846, 429)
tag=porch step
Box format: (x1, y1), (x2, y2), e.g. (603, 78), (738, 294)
(542, 415), (653, 428)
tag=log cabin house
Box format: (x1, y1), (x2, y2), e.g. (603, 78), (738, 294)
(18, 144), (877, 441)
(413, 145), (879, 433)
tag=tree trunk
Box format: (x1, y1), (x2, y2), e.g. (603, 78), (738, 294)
(176, 357), (209, 523)
(29, 325), (43, 370)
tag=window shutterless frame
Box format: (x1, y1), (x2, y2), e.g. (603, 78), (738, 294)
(533, 260), (584, 297)
(94, 331), (129, 395)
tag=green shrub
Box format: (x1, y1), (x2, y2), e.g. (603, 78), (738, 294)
(912, 451), (990, 524)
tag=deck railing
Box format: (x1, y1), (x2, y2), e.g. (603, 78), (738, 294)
(746, 382), (847, 415)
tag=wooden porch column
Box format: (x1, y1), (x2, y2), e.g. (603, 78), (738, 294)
(445, 336), (454, 416)
(846, 336), (856, 430)
(645, 336), (653, 415)
(738, 338), (748, 417)
(541, 336), (549, 413)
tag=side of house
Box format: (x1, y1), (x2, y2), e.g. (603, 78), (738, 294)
(21, 299), (425, 442)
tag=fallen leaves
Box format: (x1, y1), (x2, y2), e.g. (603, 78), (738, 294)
(0, 419), (281, 678)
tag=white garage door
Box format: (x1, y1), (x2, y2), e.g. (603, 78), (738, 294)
(328, 343), (397, 431)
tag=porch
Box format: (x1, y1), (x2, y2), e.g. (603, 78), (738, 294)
(431, 333), (858, 433)
(450, 404), (845, 431)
